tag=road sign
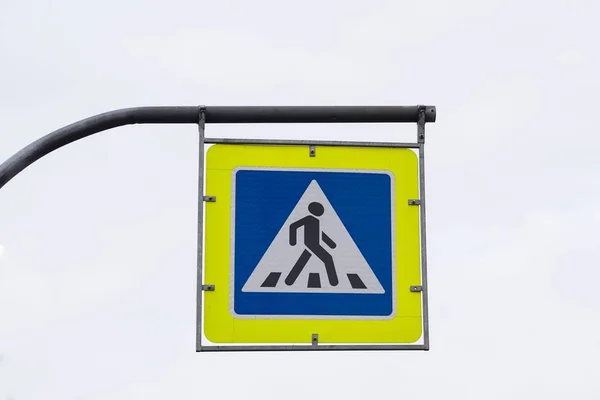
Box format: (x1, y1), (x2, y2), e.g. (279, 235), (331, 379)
(241, 178), (386, 296)
(204, 144), (422, 344)
(235, 170), (392, 318)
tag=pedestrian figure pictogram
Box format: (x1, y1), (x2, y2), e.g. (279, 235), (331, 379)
(287, 201), (338, 287)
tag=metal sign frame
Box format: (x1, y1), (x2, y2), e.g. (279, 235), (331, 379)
(0, 105), (436, 353)
(196, 106), (435, 352)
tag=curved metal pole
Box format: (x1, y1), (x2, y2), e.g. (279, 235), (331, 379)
(0, 106), (201, 190)
(0, 105), (436, 190)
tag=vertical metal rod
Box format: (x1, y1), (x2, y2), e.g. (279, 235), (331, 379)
(196, 108), (206, 351)
(417, 109), (430, 350)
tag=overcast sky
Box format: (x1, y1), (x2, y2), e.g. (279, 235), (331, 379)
(1, 0), (599, 398)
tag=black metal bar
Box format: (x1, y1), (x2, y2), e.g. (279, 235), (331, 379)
(0, 105), (437, 191)
(205, 106), (436, 124)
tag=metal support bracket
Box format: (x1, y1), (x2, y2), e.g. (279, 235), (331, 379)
(417, 106), (426, 143)
(408, 199), (421, 205)
(203, 196), (216, 202)
(312, 334), (319, 345)
(309, 145), (316, 157)
(199, 107), (206, 128)
(410, 285), (423, 292)
(202, 284), (215, 291)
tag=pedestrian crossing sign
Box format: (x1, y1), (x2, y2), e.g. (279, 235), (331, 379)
(204, 144), (423, 344)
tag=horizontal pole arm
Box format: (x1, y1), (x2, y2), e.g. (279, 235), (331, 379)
(205, 105), (436, 124)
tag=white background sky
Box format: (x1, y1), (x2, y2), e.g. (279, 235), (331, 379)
(1, 0), (599, 398)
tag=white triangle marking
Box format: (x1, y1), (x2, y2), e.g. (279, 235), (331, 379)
(241, 180), (384, 294)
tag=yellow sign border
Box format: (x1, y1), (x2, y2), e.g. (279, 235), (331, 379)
(204, 144), (422, 344)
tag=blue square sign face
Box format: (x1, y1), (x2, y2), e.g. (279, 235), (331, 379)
(231, 167), (396, 319)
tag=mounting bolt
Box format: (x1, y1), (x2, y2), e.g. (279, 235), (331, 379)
(312, 333), (318, 345)
(309, 145), (316, 157)
(203, 196), (216, 202)
(410, 286), (423, 292)
(408, 199), (421, 206)
(202, 284), (215, 291)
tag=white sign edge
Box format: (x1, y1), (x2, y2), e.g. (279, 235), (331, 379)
(228, 166), (397, 321)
